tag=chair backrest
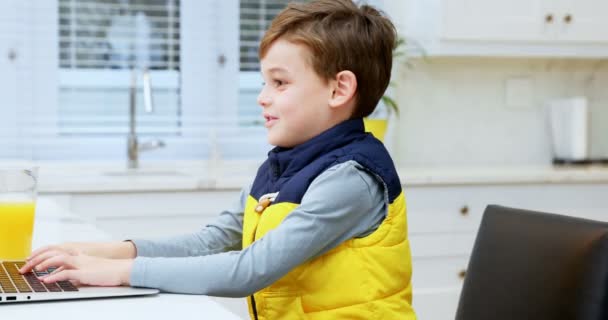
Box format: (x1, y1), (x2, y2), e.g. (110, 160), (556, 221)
(455, 205), (608, 320)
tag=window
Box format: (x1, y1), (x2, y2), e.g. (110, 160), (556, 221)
(57, 0), (181, 136)
(239, 0), (297, 72)
(0, 0), (257, 161)
(0, 0), (386, 163)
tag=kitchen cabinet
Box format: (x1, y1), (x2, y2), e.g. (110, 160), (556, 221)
(64, 191), (240, 240)
(406, 182), (608, 319)
(402, 0), (608, 57)
(559, 0), (608, 43)
(441, 0), (553, 42)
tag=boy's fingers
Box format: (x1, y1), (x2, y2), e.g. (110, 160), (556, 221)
(19, 263), (33, 274)
(35, 255), (75, 274)
(49, 266), (65, 275)
(27, 245), (56, 260)
(20, 250), (63, 273)
(42, 269), (76, 284)
(69, 279), (82, 287)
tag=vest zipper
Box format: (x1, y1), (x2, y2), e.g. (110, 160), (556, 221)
(249, 200), (262, 320)
(250, 295), (259, 320)
(249, 193), (276, 320)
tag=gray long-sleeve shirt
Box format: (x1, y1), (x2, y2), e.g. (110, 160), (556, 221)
(129, 160), (387, 297)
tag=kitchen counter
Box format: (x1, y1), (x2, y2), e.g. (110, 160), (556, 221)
(3, 161), (608, 193)
(397, 164), (608, 186)
(33, 161), (260, 193)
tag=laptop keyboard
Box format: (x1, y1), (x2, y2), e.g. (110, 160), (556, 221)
(0, 261), (78, 294)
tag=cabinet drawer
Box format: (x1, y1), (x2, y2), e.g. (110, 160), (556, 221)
(405, 184), (608, 233)
(94, 215), (218, 240)
(410, 232), (475, 258)
(412, 256), (469, 290)
(405, 186), (485, 233)
(413, 287), (461, 320)
(69, 191), (241, 218)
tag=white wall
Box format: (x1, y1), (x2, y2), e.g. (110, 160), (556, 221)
(392, 58), (608, 167)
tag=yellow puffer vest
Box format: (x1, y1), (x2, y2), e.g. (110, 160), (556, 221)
(243, 191), (415, 319)
(242, 119), (415, 319)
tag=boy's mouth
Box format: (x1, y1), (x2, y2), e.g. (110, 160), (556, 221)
(263, 114), (279, 127)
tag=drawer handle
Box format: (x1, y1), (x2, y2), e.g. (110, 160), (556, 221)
(460, 205), (469, 216)
(545, 13), (554, 23)
(563, 14), (572, 24)
(458, 269), (467, 280)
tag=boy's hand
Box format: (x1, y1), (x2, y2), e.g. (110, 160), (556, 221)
(19, 242), (136, 287)
(21, 241), (136, 266)
(19, 244), (82, 274)
(21, 252), (133, 287)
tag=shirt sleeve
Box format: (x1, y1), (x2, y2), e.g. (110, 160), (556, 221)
(129, 160), (387, 297)
(127, 184), (250, 258)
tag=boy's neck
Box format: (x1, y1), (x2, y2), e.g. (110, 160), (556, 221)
(275, 118), (363, 150)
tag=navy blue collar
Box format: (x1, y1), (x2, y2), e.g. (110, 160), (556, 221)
(267, 118), (366, 179)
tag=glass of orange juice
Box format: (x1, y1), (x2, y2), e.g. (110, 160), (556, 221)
(0, 167), (38, 260)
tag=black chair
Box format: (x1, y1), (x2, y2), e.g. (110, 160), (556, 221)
(455, 205), (608, 320)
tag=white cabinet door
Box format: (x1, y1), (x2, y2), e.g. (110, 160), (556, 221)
(441, 0), (554, 41)
(406, 182), (608, 320)
(405, 0), (608, 56)
(558, 0), (608, 42)
(67, 191), (242, 240)
(413, 287), (462, 320)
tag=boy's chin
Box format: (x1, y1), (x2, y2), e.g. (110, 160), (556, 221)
(268, 136), (296, 149)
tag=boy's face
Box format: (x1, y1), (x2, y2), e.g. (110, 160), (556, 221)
(258, 39), (335, 148)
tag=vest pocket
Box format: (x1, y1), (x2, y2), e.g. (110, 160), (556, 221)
(261, 291), (306, 319)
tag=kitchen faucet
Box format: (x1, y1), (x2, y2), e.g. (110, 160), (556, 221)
(127, 68), (166, 169)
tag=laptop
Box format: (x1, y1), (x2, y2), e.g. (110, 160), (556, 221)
(0, 260), (158, 303)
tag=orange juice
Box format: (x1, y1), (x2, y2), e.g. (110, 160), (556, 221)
(0, 202), (36, 260)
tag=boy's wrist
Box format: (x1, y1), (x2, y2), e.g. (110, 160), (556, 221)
(110, 241), (137, 259)
(119, 259), (134, 286)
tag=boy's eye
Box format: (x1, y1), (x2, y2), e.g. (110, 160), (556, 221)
(261, 79), (286, 88)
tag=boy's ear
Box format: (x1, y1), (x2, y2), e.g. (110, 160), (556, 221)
(329, 70), (357, 109)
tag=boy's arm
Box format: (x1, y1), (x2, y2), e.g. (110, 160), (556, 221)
(129, 161), (386, 296)
(127, 183), (251, 258)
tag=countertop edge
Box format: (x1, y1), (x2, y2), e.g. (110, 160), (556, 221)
(35, 166), (608, 193)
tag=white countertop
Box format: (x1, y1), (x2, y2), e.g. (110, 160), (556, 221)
(397, 165), (608, 186)
(3, 161), (608, 193)
(1, 294), (243, 320)
(34, 161), (259, 193)
(2, 197), (242, 320)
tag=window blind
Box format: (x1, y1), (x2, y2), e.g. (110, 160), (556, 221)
(0, 0), (243, 161)
(238, 0), (385, 71)
(57, 0), (181, 136)
(1, 0), (331, 162)
(239, 0), (300, 72)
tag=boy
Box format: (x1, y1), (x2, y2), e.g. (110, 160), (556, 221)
(21, 0), (415, 318)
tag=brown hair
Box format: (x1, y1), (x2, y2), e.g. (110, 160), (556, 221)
(259, 0), (397, 118)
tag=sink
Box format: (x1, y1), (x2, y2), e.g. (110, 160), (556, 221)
(102, 169), (187, 177)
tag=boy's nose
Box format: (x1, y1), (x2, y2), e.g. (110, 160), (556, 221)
(257, 92), (272, 108)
